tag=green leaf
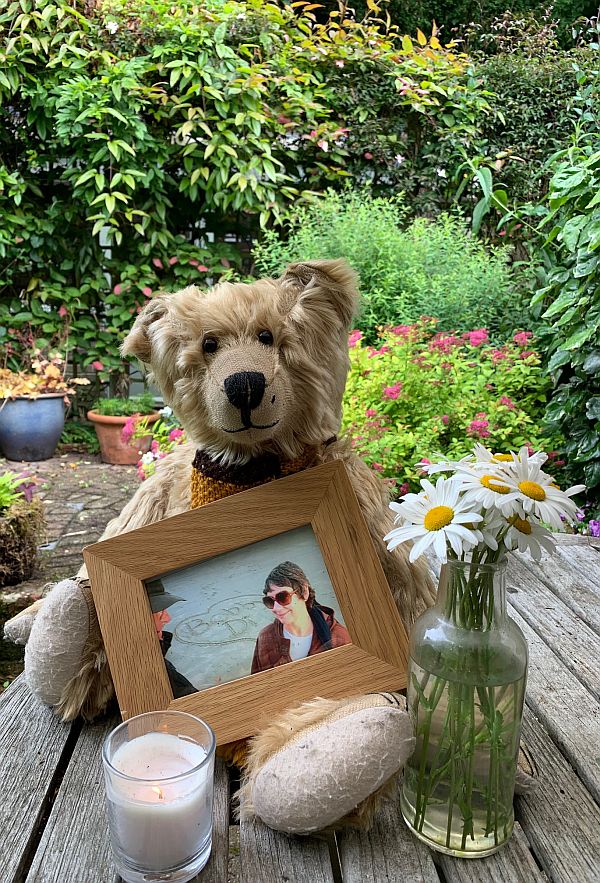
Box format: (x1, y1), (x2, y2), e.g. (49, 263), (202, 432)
(471, 197), (489, 235)
(586, 398), (600, 420)
(475, 167), (492, 200)
(583, 351), (600, 374)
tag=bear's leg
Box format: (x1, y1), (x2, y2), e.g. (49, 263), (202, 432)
(3, 443), (194, 720)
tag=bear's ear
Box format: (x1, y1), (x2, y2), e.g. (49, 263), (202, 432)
(277, 259), (360, 330)
(120, 295), (171, 364)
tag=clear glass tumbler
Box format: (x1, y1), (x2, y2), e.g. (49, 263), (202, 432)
(102, 710), (216, 883)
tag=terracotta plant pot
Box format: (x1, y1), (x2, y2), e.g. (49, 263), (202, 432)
(87, 411), (160, 465)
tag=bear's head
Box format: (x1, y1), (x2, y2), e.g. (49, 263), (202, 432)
(122, 259), (359, 462)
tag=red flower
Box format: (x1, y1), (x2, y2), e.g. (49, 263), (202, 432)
(58, 305), (68, 318)
(92, 360), (104, 371)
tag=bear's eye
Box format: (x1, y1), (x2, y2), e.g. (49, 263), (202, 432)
(258, 330), (274, 346)
(202, 337), (218, 354)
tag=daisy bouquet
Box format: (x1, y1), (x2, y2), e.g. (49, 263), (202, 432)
(387, 444), (584, 856)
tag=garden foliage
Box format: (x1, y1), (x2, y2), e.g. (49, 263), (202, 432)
(341, 320), (559, 491)
(530, 67), (600, 499)
(254, 190), (524, 340)
(0, 0), (492, 380)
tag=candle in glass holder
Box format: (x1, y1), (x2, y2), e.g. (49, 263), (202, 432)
(103, 711), (215, 883)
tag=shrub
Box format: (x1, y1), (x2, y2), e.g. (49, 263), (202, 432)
(529, 68), (600, 504)
(0, 0), (492, 381)
(93, 392), (156, 417)
(475, 49), (598, 207)
(341, 320), (560, 490)
(254, 190), (525, 340)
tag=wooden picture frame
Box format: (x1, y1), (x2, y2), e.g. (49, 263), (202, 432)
(84, 460), (409, 744)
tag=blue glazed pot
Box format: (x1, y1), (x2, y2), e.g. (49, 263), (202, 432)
(0, 394), (66, 461)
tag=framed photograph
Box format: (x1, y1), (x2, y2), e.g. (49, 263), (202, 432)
(84, 460), (409, 744)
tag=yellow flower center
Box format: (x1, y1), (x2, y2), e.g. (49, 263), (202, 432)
(509, 515), (532, 535)
(480, 474), (510, 494)
(492, 453), (512, 462)
(518, 480), (546, 501)
(423, 505), (454, 531)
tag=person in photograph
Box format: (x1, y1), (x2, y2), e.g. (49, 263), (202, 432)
(251, 561), (350, 673)
(147, 582), (196, 698)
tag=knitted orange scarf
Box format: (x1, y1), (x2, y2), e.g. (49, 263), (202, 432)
(190, 446), (321, 509)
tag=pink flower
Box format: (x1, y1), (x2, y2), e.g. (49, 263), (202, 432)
(58, 305), (68, 318)
(464, 328), (489, 347)
(151, 439), (160, 453)
(189, 259), (199, 267)
(121, 417), (135, 443)
(198, 264), (209, 272)
(520, 351), (534, 359)
(372, 462), (384, 473)
(368, 345), (390, 358)
(441, 414), (449, 425)
(113, 284), (122, 295)
(152, 258), (163, 269)
(142, 286), (153, 297)
(335, 59), (344, 68)
(365, 408), (377, 417)
(398, 482), (410, 496)
(491, 349), (507, 363)
(467, 417), (490, 438)
(429, 333), (462, 353)
(317, 139), (329, 151)
(391, 324), (413, 338)
(169, 428), (184, 442)
(92, 360), (104, 371)
(277, 114), (291, 124)
(513, 331), (533, 347)
(364, 151), (373, 160)
(382, 382), (403, 400)
(348, 330), (363, 348)
(499, 395), (515, 409)
(168, 257), (178, 265)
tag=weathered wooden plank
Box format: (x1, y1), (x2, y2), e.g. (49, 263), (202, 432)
(0, 676), (76, 883)
(506, 557), (600, 701)
(514, 546), (600, 637)
(25, 716), (230, 883)
(24, 715), (121, 883)
(516, 710), (600, 883)
(239, 816), (334, 883)
(509, 607), (600, 805)
(337, 782), (440, 883)
(435, 823), (544, 883)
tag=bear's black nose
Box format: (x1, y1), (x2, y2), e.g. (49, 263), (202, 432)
(224, 371), (266, 412)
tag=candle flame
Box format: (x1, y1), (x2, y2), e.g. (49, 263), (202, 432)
(152, 786), (164, 800)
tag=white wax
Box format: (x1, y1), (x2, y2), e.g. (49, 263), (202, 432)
(106, 732), (212, 870)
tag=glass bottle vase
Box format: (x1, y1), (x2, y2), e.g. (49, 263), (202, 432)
(401, 558), (528, 857)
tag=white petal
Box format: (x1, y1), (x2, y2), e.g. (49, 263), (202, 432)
(409, 532), (436, 562)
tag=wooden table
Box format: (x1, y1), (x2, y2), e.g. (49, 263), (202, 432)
(2, 536), (599, 883)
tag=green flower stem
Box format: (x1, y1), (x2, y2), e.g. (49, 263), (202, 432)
(407, 558), (522, 853)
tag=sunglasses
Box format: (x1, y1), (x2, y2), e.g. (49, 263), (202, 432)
(262, 590), (295, 609)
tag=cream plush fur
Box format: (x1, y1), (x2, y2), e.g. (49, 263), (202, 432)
(5, 259), (438, 831)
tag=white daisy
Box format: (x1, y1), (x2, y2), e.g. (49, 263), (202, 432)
(471, 442), (547, 468)
(450, 465), (513, 511)
(385, 477), (483, 563)
(498, 447), (585, 530)
(464, 509), (505, 552)
(504, 515), (556, 561)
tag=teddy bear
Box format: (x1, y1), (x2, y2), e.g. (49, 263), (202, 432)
(5, 259), (533, 833)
